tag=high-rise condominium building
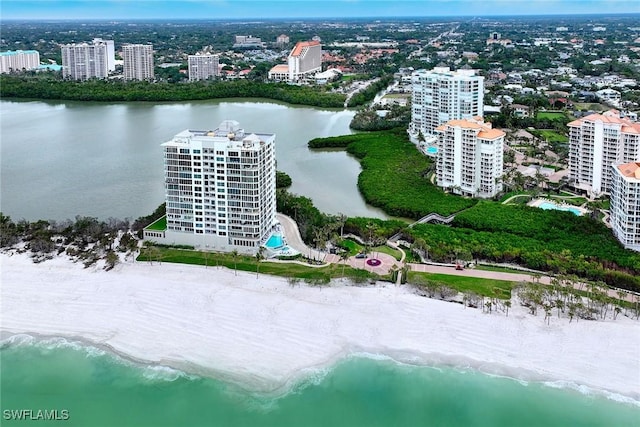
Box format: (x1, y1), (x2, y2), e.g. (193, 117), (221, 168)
(434, 117), (504, 198)
(146, 120), (276, 255)
(61, 39), (114, 80)
(122, 44), (154, 81)
(0, 50), (40, 73)
(268, 40), (322, 83)
(410, 66), (484, 139)
(568, 110), (640, 196)
(609, 162), (640, 252)
(188, 54), (219, 81)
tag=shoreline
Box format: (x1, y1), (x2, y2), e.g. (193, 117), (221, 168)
(1, 253), (638, 402)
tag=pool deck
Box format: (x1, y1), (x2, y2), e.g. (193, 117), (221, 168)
(528, 198), (588, 216)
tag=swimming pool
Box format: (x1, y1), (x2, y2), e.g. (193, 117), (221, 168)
(426, 146), (438, 155)
(265, 233), (285, 249)
(538, 201), (582, 216)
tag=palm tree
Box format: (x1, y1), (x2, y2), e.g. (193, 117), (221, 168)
(231, 250), (239, 276)
(336, 213), (347, 238)
(255, 247), (265, 279)
(340, 250), (349, 279)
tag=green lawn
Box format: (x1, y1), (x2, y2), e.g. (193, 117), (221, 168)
(531, 129), (568, 143)
(407, 271), (516, 299)
(145, 216), (167, 231)
(138, 245), (380, 282)
(536, 111), (566, 120)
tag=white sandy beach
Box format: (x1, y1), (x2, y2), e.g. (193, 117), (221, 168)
(1, 253), (639, 401)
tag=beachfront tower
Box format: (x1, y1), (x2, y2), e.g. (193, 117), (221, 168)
(410, 66), (484, 140)
(568, 110), (640, 197)
(145, 121), (277, 255)
(434, 117), (504, 198)
(609, 162), (640, 252)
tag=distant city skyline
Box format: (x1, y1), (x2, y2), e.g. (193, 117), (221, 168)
(2, 0), (639, 20)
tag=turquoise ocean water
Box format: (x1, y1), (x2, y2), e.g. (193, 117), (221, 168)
(1, 337), (638, 427)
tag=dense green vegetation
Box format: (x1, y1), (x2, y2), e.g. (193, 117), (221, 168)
(310, 129), (477, 218)
(405, 202), (640, 292)
(132, 203), (166, 236)
(349, 104), (411, 131)
(0, 74), (346, 108)
(346, 75), (394, 107)
(275, 171), (292, 189)
(0, 212), (136, 270)
(308, 129), (640, 292)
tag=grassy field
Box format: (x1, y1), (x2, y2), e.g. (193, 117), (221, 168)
(407, 271), (516, 299)
(145, 216), (167, 231)
(531, 129), (568, 143)
(138, 245), (380, 283)
(536, 111), (566, 120)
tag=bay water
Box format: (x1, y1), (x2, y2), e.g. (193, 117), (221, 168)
(1, 336), (638, 427)
(0, 99), (389, 221)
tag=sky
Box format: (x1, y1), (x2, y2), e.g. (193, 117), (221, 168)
(1, 0), (639, 20)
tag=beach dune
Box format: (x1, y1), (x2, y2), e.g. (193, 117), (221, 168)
(1, 253), (638, 400)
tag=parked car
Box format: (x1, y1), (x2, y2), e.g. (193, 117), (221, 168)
(355, 253), (367, 259)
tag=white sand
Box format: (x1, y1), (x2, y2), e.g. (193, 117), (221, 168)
(1, 253), (639, 400)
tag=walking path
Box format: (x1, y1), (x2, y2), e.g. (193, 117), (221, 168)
(276, 213), (326, 262)
(275, 213), (634, 301)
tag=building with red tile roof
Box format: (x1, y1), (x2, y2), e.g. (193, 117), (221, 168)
(434, 117), (504, 198)
(568, 110), (640, 196)
(268, 40), (322, 83)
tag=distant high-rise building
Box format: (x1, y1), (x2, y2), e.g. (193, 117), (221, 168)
(122, 44), (154, 81)
(93, 38), (115, 72)
(0, 50), (40, 73)
(276, 34), (290, 45)
(144, 121), (277, 255)
(61, 39), (113, 80)
(268, 40), (322, 83)
(233, 35), (264, 48)
(434, 117), (504, 198)
(568, 110), (640, 196)
(609, 162), (640, 252)
(188, 54), (219, 81)
(410, 66), (484, 139)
